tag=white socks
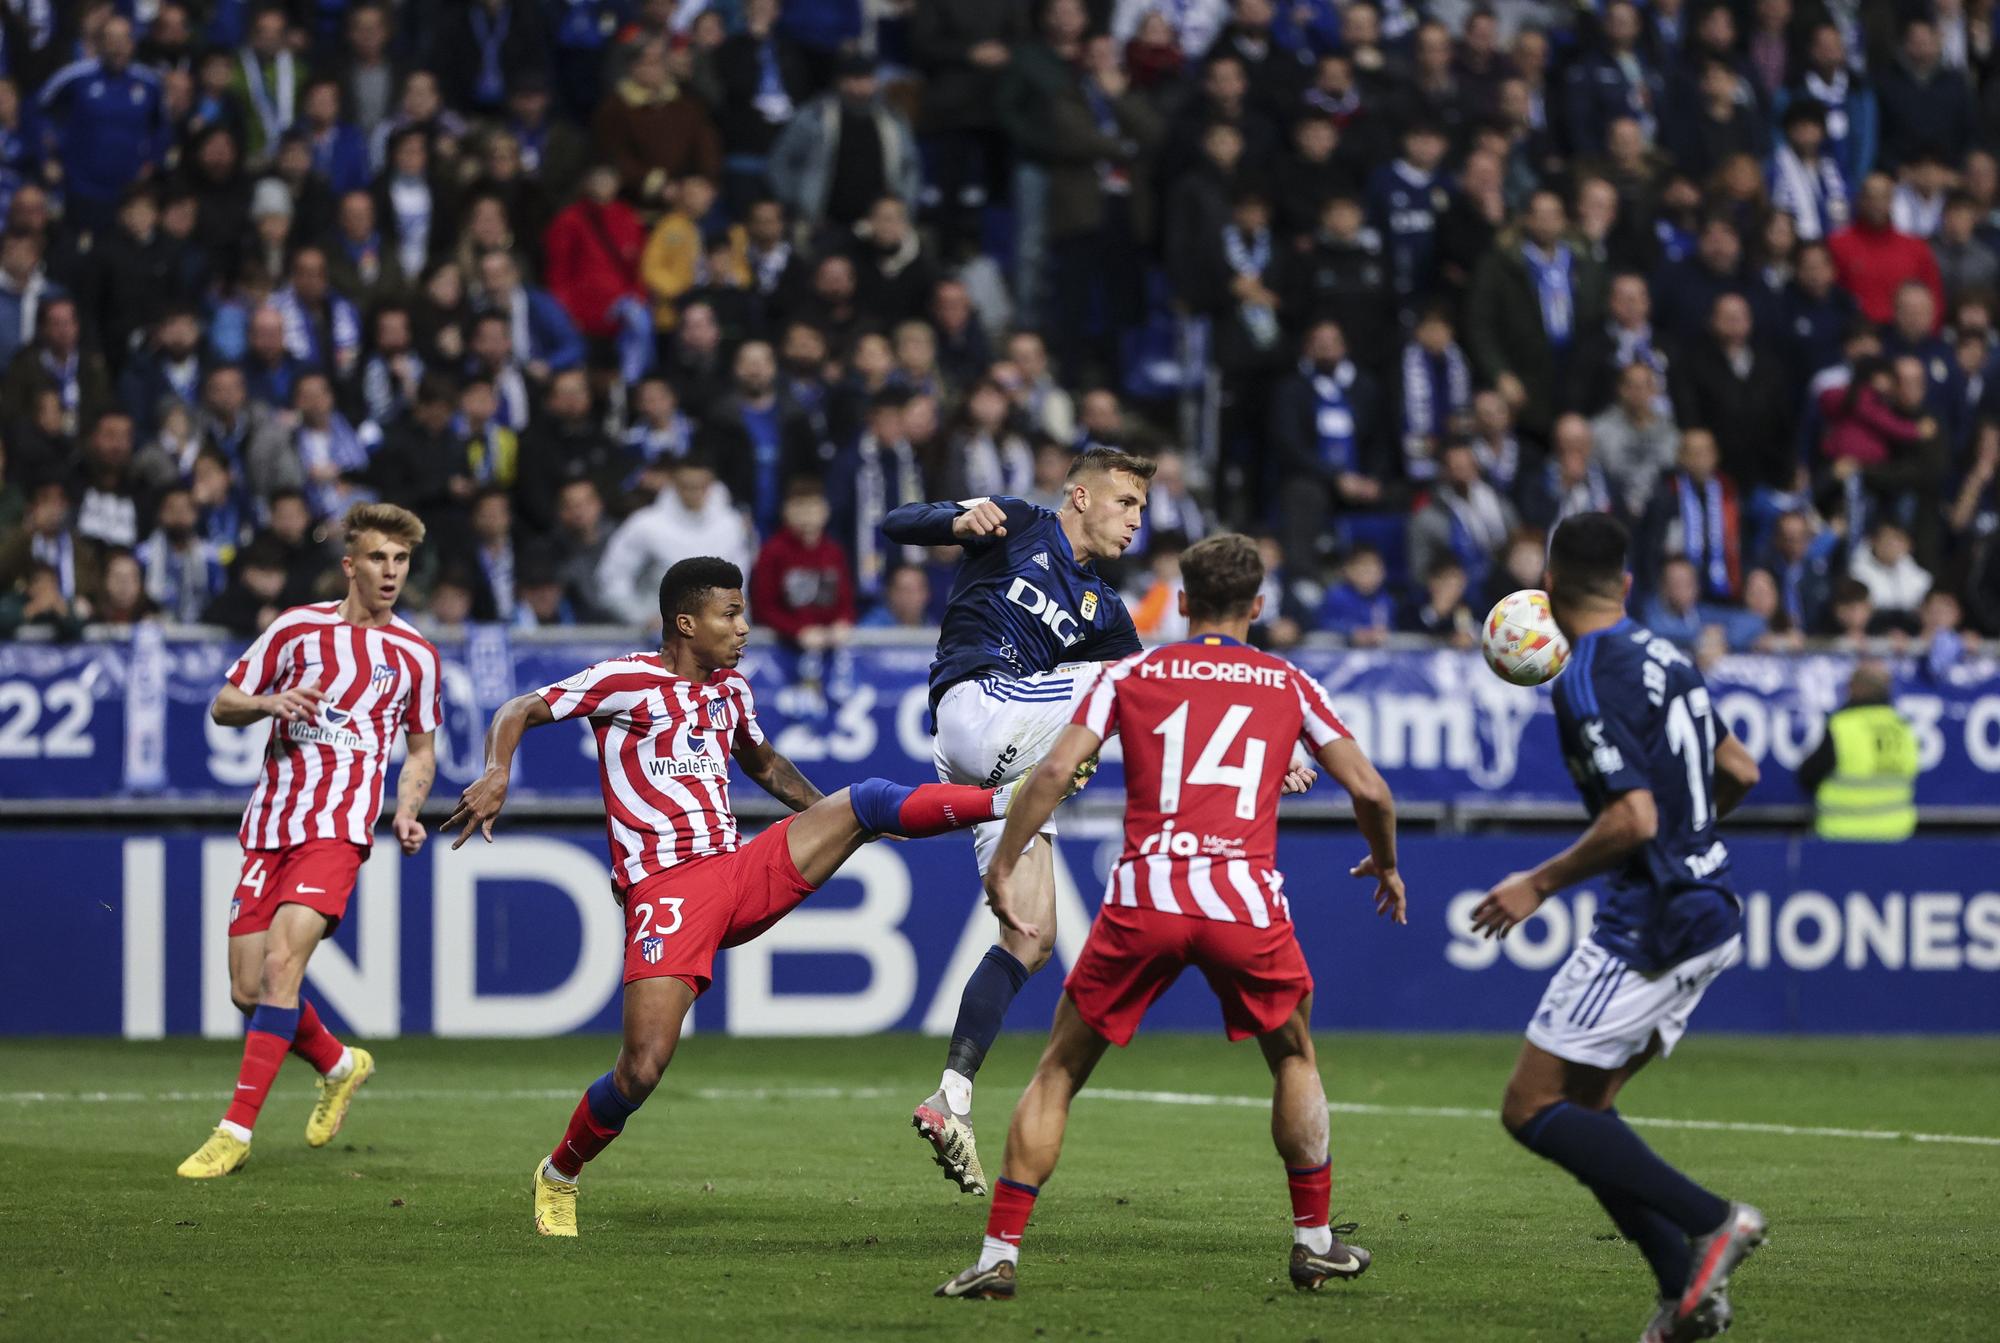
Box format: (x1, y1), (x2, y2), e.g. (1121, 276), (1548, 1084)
(542, 1159), (578, 1186)
(325, 1047), (355, 1082)
(940, 1068), (974, 1116)
(977, 1234), (1019, 1270)
(1295, 1223), (1333, 1255)
(220, 1120), (253, 1143)
(991, 782), (1015, 817)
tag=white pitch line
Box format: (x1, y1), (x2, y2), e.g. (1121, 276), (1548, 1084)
(2, 1082), (1996, 1149)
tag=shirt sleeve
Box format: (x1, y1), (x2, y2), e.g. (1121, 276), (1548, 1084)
(1293, 666), (1354, 749)
(536, 659), (658, 722)
(407, 643), (442, 734)
(1072, 654), (1142, 743)
(223, 615), (292, 696)
(729, 673), (767, 750)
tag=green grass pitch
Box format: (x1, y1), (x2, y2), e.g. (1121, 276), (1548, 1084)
(4, 1032), (1996, 1341)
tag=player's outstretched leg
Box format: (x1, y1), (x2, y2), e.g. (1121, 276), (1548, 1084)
(223, 933), (374, 1148)
(533, 976), (695, 1237)
(936, 995), (1109, 1300)
(1258, 1000), (1372, 1290)
(179, 905), (328, 1178)
(917, 837), (1058, 1196)
(1501, 1042), (1764, 1338)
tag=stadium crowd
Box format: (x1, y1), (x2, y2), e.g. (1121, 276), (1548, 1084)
(0, 0), (1994, 671)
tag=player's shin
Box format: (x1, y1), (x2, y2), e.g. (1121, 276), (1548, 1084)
(221, 1004), (299, 1137)
(1512, 1101), (1729, 1236)
(848, 777), (1009, 838)
(978, 1178), (1039, 1269)
(1591, 1181), (1694, 1299)
(547, 1071), (643, 1180)
(941, 946), (1033, 1107)
(290, 998), (353, 1078)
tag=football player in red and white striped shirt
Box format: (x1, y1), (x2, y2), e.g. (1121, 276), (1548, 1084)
(443, 556), (1015, 1238)
(178, 503), (442, 1179)
(936, 533), (1407, 1301)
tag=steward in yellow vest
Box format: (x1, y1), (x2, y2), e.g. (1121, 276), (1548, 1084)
(1798, 663), (1918, 841)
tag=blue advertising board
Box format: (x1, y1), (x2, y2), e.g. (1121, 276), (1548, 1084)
(4, 633), (2000, 810)
(4, 828), (1995, 1038)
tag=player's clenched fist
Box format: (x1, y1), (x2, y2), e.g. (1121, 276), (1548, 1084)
(446, 766), (511, 848)
(263, 678), (324, 722)
(951, 499), (1010, 540)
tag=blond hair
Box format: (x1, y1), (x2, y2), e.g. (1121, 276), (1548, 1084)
(342, 502), (427, 551)
(1067, 448), (1158, 485)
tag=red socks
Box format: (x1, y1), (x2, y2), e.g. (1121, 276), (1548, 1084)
(222, 1003), (300, 1132)
(1287, 1160), (1332, 1230)
(986, 1177), (1040, 1248)
(548, 1071), (643, 1178)
(289, 1000), (346, 1074)
(896, 783), (1000, 835)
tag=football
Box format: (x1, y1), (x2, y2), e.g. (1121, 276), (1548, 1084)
(1481, 589), (1571, 687)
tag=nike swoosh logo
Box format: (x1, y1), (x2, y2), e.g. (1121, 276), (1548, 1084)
(236, 1084), (256, 1090)
(1322, 1254), (1360, 1272)
(1000, 1233), (1020, 1243)
(296, 886), (324, 894)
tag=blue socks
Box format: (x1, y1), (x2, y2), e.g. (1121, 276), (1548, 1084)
(1514, 1100), (1729, 1238)
(849, 777), (916, 833)
(945, 946), (1032, 1078)
(586, 1070), (642, 1132)
(247, 1003), (300, 1042)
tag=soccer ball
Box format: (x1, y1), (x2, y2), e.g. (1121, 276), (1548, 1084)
(1481, 589), (1570, 687)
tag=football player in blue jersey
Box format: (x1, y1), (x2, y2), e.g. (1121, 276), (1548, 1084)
(1471, 514), (1768, 1343)
(881, 449), (1155, 1193)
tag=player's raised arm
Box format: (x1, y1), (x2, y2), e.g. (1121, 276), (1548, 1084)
(1470, 788), (1659, 939)
(982, 721), (1102, 938)
(882, 497), (1022, 546)
(1313, 737), (1405, 924)
(735, 737), (827, 813)
(446, 692), (556, 848)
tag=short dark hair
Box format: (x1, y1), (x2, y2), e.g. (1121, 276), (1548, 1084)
(1547, 513), (1629, 604)
(658, 556), (744, 625)
(1180, 533), (1265, 622)
(1066, 448), (1157, 484)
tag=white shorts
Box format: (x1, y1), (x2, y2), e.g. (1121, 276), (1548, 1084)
(933, 663), (1101, 875)
(1525, 934), (1742, 1070)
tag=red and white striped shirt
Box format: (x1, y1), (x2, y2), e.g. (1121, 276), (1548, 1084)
(1074, 636), (1353, 927)
(225, 602), (442, 850)
(536, 653), (766, 894)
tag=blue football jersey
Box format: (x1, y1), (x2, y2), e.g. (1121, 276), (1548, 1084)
(1552, 618), (1742, 972)
(882, 497), (1141, 711)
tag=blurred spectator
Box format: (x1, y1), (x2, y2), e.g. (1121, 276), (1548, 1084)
(1640, 555), (1712, 648)
(2, 298), (111, 439)
(242, 302), (305, 410)
(475, 251), (583, 384)
(1825, 575), (1875, 644)
(1573, 271), (1669, 419)
(549, 477), (611, 622)
(1398, 556), (1477, 648)
(1279, 194), (1394, 365)
(291, 371), (377, 521)
(769, 52), (918, 234)
(1399, 306), (1473, 483)
(708, 340), (820, 538)
(858, 563), (933, 629)
(1002, 331), (1075, 444)
(591, 39), (720, 211)
(1518, 413), (1617, 532)
(1776, 23), (1877, 191)
(1319, 544), (1394, 647)
(1273, 320), (1386, 575)
(34, 16), (168, 231)
(1918, 587), (1975, 677)
(940, 377), (1032, 501)
(259, 490), (332, 605)
(597, 453), (753, 627)
(1770, 101), (1850, 242)
(515, 368), (620, 536)
(464, 486), (520, 623)
(119, 305), (207, 445)
(95, 548), (155, 627)
(1639, 428), (1740, 604)
(1893, 149), (1953, 239)
(1564, 2), (1665, 161)
(1847, 519), (1933, 632)
(1491, 528), (1550, 606)
(827, 388), (926, 603)
(1465, 389), (1523, 495)
(369, 371), (469, 521)
(544, 164), (650, 384)
(750, 477), (855, 650)
(1673, 293), (1795, 505)
(1765, 509), (1836, 634)
(134, 484), (226, 622)
(430, 0), (548, 121)
(70, 413), (146, 552)
(1591, 362), (1680, 518)
(1364, 121), (1452, 321)
(712, 0), (812, 211)
(1653, 215), (1748, 349)
(1249, 533), (1309, 650)
(0, 481), (103, 614)
(849, 196), (937, 330)
(1128, 532), (1189, 643)
(0, 436), (21, 536)
(0, 228), (61, 372)
(1934, 194), (2000, 306)
(1780, 242), (1858, 392)
(1409, 440), (1520, 600)
(1467, 190), (1604, 441)
(1876, 17), (1979, 172)
(1830, 172), (1946, 324)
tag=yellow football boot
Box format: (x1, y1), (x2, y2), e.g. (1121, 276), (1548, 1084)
(305, 1046), (375, 1148)
(532, 1160), (579, 1237)
(177, 1127), (251, 1179)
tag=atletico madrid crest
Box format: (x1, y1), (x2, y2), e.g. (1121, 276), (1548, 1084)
(641, 936), (664, 965)
(706, 698), (729, 729)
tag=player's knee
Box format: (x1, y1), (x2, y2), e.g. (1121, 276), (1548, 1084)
(616, 1046), (673, 1099)
(999, 922), (1054, 973)
(258, 946), (307, 997)
(230, 994), (258, 1017)
(1499, 1083), (1554, 1135)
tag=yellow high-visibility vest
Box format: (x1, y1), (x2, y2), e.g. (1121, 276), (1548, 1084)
(1814, 704), (1919, 841)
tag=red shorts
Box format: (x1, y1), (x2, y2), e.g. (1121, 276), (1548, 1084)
(228, 840), (365, 936)
(621, 816), (816, 994)
(1064, 902), (1313, 1046)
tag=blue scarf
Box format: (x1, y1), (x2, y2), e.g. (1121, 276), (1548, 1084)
(1676, 472), (1730, 597)
(1401, 342), (1471, 448)
(470, 6), (511, 106)
(299, 414), (373, 517)
(1309, 361), (1358, 473)
(1522, 243), (1574, 348)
